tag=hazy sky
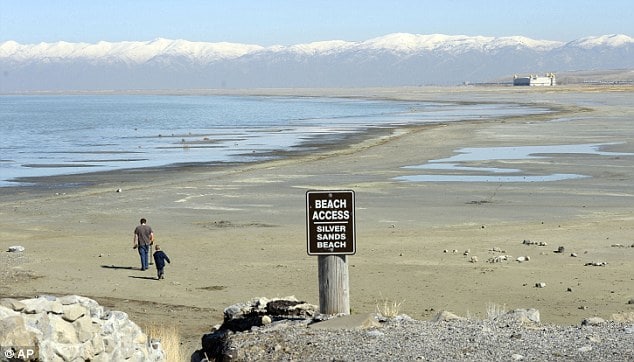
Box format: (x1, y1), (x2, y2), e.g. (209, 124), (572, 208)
(2, 0), (633, 45)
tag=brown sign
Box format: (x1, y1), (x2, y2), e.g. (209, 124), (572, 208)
(306, 190), (355, 255)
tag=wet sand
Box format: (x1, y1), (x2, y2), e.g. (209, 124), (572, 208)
(1, 86), (633, 352)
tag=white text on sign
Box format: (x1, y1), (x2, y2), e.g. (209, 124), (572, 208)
(314, 199), (347, 209)
(312, 199), (350, 221)
(316, 224), (347, 241)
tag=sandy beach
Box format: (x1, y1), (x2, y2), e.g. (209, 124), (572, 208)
(1, 86), (633, 353)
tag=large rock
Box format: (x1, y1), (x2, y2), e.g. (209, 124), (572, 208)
(0, 298), (26, 312)
(21, 296), (63, 315)
(432, 310), (466, 322)
(0, 295), (165, 362)
(221, 296), (316, 332)
(498, 308), (541, 324)
(0, 315), (37, 349)
(199, 296), (317, 361)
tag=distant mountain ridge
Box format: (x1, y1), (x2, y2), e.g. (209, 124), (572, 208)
(1, 33), (632, 91)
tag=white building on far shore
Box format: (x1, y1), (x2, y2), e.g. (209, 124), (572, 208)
(513, 73), (556, 86)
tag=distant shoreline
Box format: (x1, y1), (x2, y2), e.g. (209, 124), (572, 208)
(2, 82), (634, 96)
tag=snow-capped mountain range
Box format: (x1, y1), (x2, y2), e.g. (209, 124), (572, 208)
(1, 33), (632, 90)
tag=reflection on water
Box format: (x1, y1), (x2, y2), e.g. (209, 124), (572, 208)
(396, 143), (633, 183)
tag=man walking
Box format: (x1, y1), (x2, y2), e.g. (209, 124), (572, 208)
(133, 218), (154, 270)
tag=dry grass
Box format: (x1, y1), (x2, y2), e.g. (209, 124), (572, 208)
(375, 298), (405, 318)
(144, 323), (186, 362)
(485, 303), (507, 320)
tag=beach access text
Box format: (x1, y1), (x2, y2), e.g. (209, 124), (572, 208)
(306, 190), (356, 255)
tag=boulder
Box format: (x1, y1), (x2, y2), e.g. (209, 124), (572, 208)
(200, 296), (317, 361)
(611, 312), (634, 322)
(0, 305), (19, 319)
(221, 296), (316, 332)
(21, 297), (62, 315)
(0, 315), (37, 348)
(582, 317), (606, 326)
(62, 304), (87, 322)
(0, 298), (26, 312)
(431, 310), (466, 322)
(501, 308), (541, 324)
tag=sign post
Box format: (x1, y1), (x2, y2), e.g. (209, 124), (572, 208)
(306, 190), (355, 315)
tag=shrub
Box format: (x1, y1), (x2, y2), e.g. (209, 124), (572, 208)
(376, 298), (405, 318)
(144, 323), (185, 362)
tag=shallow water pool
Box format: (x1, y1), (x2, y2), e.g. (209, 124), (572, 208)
(395, 143), (632, 183)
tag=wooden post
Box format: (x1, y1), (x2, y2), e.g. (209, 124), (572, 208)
(318, 255), (350, 315)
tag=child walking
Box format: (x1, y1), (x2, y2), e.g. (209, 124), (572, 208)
(152, 245), (171, 280)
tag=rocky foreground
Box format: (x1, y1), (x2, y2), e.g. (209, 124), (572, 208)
(1, 294), (632, 361)
(194, 297), (634, 362)
(0, 295), (165, 361)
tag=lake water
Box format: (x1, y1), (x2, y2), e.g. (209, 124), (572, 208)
(0, 95), (546, 187)
(395, 143), (634, 183)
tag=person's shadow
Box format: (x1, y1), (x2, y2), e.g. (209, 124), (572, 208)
(128, 275), (158, 280)
(101, 265), (157, 279)
(100, 265), (136, 270)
